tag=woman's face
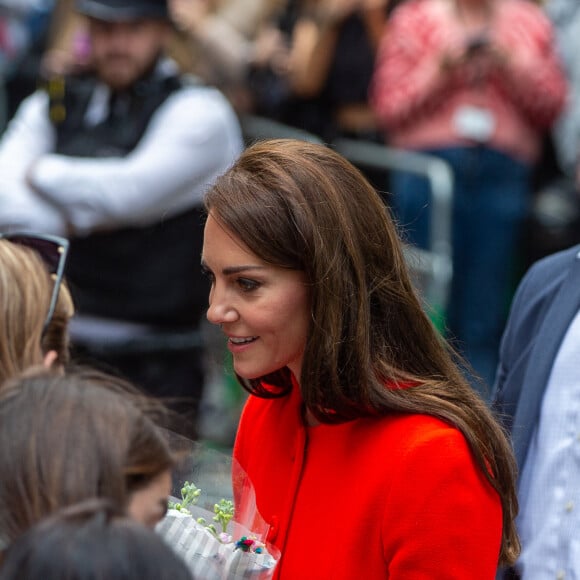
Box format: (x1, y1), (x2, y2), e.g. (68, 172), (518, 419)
(202, 214), (311, 381)
(127, 470), (171, 528)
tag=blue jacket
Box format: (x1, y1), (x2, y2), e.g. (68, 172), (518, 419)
(492, 244), (580, 471)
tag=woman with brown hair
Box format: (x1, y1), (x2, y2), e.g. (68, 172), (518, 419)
(0, 368), (175, 549)
(201, 139), (520, 578)
(0, 233), (73, 384)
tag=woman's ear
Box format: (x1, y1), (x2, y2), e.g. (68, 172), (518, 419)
(43, 350), (59, 369)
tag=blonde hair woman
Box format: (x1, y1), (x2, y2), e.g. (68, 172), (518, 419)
(0, 233), (73, 384)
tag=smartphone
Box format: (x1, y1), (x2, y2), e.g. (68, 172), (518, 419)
(465, 35), (489, 55)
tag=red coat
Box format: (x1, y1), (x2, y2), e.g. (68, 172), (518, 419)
(233, 382), (503, 579)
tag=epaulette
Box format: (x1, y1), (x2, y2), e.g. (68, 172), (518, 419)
(45, 75), (67, 124)
(42, 74), (95, 127)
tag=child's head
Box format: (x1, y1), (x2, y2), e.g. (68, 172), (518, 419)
(0, 499), (193, 580)
(0, 368), (175, 546)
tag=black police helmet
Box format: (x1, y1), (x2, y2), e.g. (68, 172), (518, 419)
(76, 0), (168, 21)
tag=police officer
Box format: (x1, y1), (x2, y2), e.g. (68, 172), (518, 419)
(0, 0), (244, 438)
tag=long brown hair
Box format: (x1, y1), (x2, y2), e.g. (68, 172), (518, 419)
(0, 368), (174, 546)
(205, 139), (520, 565)
(0, 240), (74, 384)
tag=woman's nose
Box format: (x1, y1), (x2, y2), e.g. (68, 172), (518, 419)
(206, 290), (238, 325)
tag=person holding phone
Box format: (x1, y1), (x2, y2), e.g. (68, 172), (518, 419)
(371, 0), (567, 393)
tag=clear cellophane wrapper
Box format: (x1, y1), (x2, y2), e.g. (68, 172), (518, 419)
(156, 434), (280, 579)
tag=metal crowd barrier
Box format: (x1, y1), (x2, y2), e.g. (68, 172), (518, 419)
(239, 113), (324, 145)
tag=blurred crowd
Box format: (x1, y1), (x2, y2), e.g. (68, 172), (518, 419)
(0, 0), (578, 430)
(2, 2), (580, 578)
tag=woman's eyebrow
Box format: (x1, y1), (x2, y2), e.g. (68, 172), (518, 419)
(222, 265), (267, 275)
(201, 259), (267, 276)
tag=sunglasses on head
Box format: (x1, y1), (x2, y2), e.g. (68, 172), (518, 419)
(0, 232), (70, 335)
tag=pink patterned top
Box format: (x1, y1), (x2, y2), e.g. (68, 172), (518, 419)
(370, 0), (567, 162)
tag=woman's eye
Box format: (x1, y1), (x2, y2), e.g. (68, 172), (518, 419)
(237, 278), (260, 292)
